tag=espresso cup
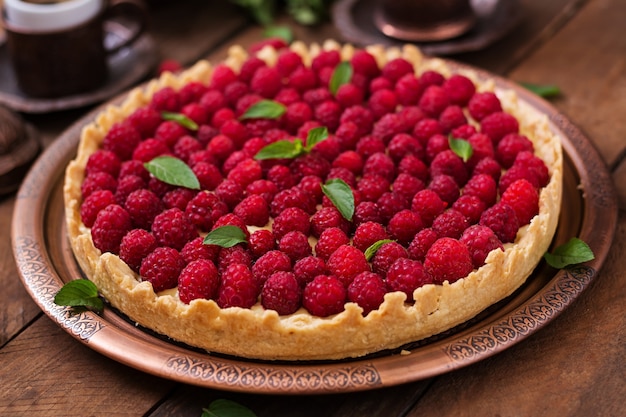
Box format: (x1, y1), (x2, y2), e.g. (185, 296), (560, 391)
(2, 0), (148, 98)
(373, 0), (476, 42)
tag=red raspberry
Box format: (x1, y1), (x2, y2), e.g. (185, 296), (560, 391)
(498, 164), (539, 194)
(412, 118), (443, 146)
(387, 133), (424, 163)
(272, 206), (311, 240)
(172, 136), (202, 164)
(479, 202), (519, 243)
(424, 237), (473, 284)
(276, 50), (303, 77)
(310, 206), (350, 237)
(181, 102), (209, 126)
(298, 175), (324, 203)
(418, 85), (450, 118)
(303, 87), (333, 107)
(431, 208), (469, 239)
(85, 150), (121, 177)
(131, 138), (170, 163)
(326, 245), (370, 287)
(314, 100), (342, 131)
(362, 153), (395, 182)
(392, 173), (425, 204)
(155, 120), (187, 147)
(270, 186), (315, 216)
(355, 135), (386, 160)
(81, 172), (117, 199)
(472, 157), (502, 183)
(217, 245), (252, 272)
(350, 49), (380, 78)
(162, 188), (195, 211)
(513, 151), (550, 188)
(451, 194), (487, 224)
(140, 246), (186, 292)
(425, 133), (450, 163)
(464, 174), (497, 207)
(398, 155), (429, 181)
(212, 213), (250, 240)
(314, 227), (350, 261)
(261, 271), (302, 315)
(278, 231), (312, 261)
(293, 256), (328, 288)
(371, 241), (408, 276)
(336, 83), (364, 108)
(209, 64), (237, 91)
(119, 229), (157, 273)
(217, 263), (259, 309)
(467, 132), (495, 168)
(333, 150), (363, 175)
(210, 108), (235, 129)
(290, 153), (331, 180)
(357, 174), (390, 202)
(380, 57), (412, 81)
(340, 105), (375, 136)
(199, 89), (227, 116)
(451, 123), (477, 139)
(124, 188), (163, 230)
(248, 229), (276, 258)
(150, 86), (180, 112)
(442, 74), (476, 106)
(189, 149), (219, 169)
(439, 105), (467, 133)
(223, 80), (249, 107)
(500, 178), (539, 225)
(407, 228), (439, 261)
(419, 70), (445, 87)
(266, 164), (296, 190)
(386, 258), (431, 301)
(395, 74), (423, 106)
(430, 150), (469, 186)
(354, 201), (382, 226)
(252, 250), (292, 286)
(190, 162), (221, 191)
(248, 37), (288, 53)
(184, 191), (228, 232)
(246, 179), (278, 204)
(334, 122), (360, 150)
(368, 89), (397, 119)
(148, 177), (175, 198)
(103, 122), (142, 161)
(428, 174), (460, 205)
(468, 91), (502, 121)
(387, 209), (423, 245)
(151, 207), (198, 250)
(220, 119), (249, 148)
(114, 174), (146, 206)
(411, 189), (447, 227)
(347, 271), (388, 315)
(80, 189), (116, 228)
(352, 221), (389, 253)
(287, 66), (318, 93)
(179, 81), (209, 105)
(227, 158), (262, 188)
(496, 133), (534, 168)
(372, 113), (408, 144)
(480, 111), (519, 144)
(215, 179), (244, 210)
(377, 192), (408, 223)
(460, 224), (504, 268)
(302, 275), (346, 317)
(91, 204), (132, 254)
(232, 194), (269, 227)
(311, 49), (340, 72)
(119, 159), (150, 182)
(280, 101), (312, 133)
(181, 236), (220, 264)
(178, 259), (219, 304)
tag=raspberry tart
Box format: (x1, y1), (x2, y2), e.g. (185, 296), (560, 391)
(64, 40), (562, 361)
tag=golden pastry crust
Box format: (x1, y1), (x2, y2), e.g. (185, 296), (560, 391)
(64, 41), (562, 361)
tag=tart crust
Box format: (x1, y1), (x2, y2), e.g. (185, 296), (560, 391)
(64, 41), (563, 361)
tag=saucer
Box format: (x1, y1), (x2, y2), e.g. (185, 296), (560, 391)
(0, 21), (158, 113)
(332, 0), (523, 55)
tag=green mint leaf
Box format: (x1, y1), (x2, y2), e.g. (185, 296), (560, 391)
(543, 237), (595, 269)
(202, 399), (257, 417)
(161, 111), (198, 130)
(448, 135), (473, 162)
(263, 25), (294, 43)
(240, 99), (286, 120)
(304, 126), (329, 152)
(329, 61), (353, 95)
(144, 156), (200, 190)
(321, 178), (354, 221)
(54, 279), (103, 313)
(203, 225), (248, 248)
(521, 82), (561, 98)
(364, 239), (395, 261)
(254, 138), (304, 160)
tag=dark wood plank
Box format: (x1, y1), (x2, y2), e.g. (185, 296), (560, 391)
(0, 317), (176, 416)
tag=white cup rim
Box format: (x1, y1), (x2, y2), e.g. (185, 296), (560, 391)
(3, 0), (103, 32)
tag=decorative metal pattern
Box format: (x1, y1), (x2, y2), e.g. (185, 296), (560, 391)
(164, 355), (382, 391)
(445, 266), (594, 361)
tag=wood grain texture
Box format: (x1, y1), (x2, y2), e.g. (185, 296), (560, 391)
(0, 317), (175, 416)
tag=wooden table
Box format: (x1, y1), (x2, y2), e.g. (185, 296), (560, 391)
(2, 0), (625, 415)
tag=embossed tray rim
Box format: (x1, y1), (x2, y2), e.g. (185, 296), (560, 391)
(11, 64), (617, 394)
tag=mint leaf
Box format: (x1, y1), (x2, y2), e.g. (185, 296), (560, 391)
(144, 156), (200, 190)
(54, 279), (103, 313)
(364, 239), (395, 261)
(521, 82), (561, 98)
(254, 138), (305, 160)
(448, 135), (473, 162)
(329, 61), (353, 95)
(240, 99), (286, 120)
(203, 225), (248, 248)
(202, 399), (257, 417)
(161, 111), (198, 130)
(321, 178), (354, 221)
(543, 237), (595, 269)
(304, 126), (329, 151)
(263, 25), (293, 43)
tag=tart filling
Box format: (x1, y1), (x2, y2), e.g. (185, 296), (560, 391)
(64, 41), (562, 361)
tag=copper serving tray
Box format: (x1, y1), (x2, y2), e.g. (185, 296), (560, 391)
(12, 62), (617, 394)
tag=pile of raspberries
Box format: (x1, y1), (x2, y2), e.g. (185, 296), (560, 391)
(79, 45), (549, 317)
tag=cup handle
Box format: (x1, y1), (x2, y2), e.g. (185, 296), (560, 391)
(103, 0), (148, 54)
